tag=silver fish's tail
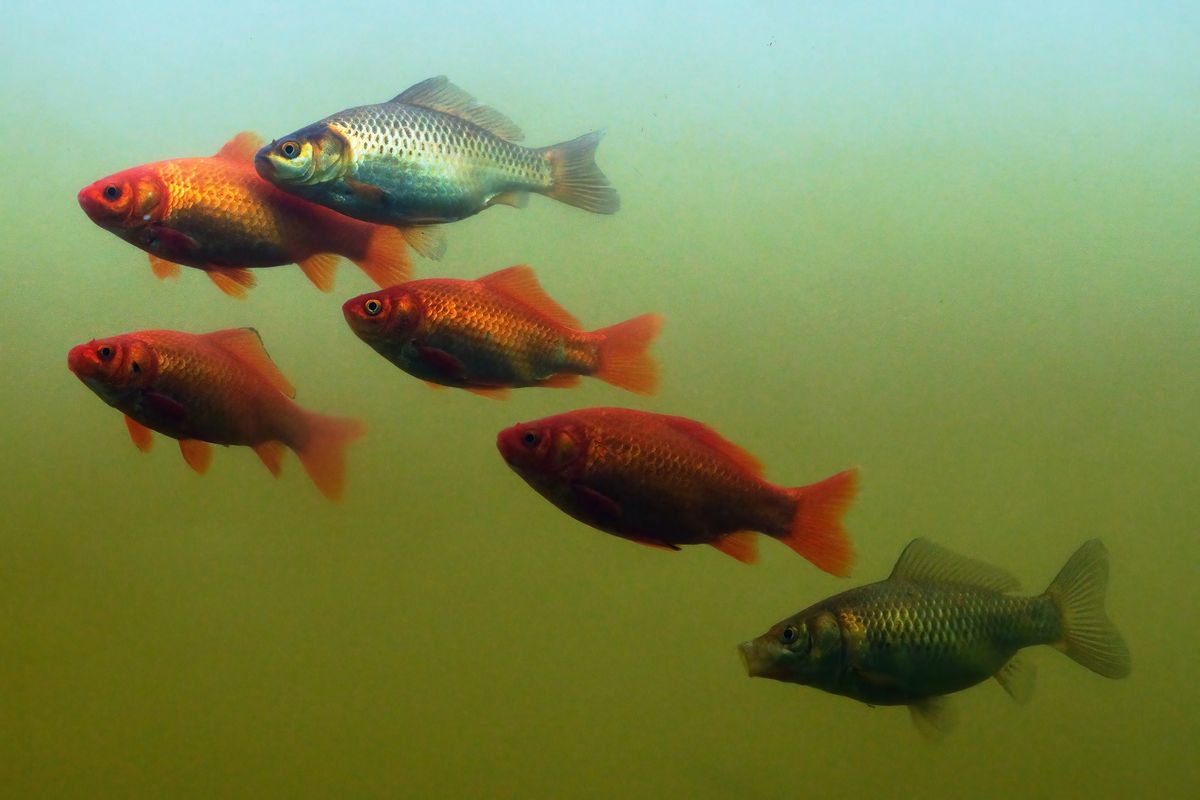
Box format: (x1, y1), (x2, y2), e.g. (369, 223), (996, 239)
(1044, 539), (1131, 679)
(539, 131), (620, 214)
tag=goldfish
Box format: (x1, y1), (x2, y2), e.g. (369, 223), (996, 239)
(497, 408), (857, 573)
(739, 539), (1131, 738)
(254, 76), (619, 226)
(343, 266), (660, 397)
(78, 132), (442, 297)
(67, 327), (364, 500)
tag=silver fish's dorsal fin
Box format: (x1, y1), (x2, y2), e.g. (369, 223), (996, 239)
(392, 76), (525, 142)
(888, 538), (1020, 592)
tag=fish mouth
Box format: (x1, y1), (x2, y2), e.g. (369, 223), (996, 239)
(738, 640), (765, 678)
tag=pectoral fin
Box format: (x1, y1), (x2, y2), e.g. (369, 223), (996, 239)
(570, 483), (623, 523)
(344, 178), (389, 206)
(124, 416), (154, 451)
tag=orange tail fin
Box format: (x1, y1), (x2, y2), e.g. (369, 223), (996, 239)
(347, 225), (412, 289)
(592, 313), (662, 395)
(779, 468), (858, 577)
(293, 413), (366, 501)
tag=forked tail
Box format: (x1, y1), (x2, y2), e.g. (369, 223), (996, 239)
(540, 131), (620, 214)
(779, 468), (858, 576)
(593, 313), (662, 394)
(1044, 539), (1131, 678)
(294, 412), (366, 501)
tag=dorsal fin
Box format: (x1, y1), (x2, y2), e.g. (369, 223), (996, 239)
(392, 76), (524, 142)
(479, 265), (580, 329)
(203, 328), (296, 398)
(656, 415), (764, 476)
(214, 131), (265, 162)
(889, 539), (1020, 592)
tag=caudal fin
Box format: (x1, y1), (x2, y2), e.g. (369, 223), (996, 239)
(593, 313), (662, 394)
(780, 468), (858, 576)
(347, 225), (412, 289)
(294, 413), (366, 501)
(1044, 539), (1131, 678)
(541, 131), (620, 214)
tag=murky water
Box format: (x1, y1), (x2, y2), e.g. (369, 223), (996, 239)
(2, 3), (1197, 797)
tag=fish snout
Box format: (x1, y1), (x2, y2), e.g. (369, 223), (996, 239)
(67, 343), (98, 377)
(738, 640), (768, 678)
(76, 185), (101, 218)
(253, 146), (277, 181)
(495, 427), (518, 462)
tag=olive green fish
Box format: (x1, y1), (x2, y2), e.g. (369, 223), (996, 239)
(254, 76), (619, 231)
(739, 538), (1130, 738)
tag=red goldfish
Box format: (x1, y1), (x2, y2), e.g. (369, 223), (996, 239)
(343, 265), (661, 398)
(68, 327), (364, 500)
(77, 132), (443, 297)
(497, 408), (858, 574)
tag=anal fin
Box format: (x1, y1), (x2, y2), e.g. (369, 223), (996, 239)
(538, 373), (581, 389)
(486, 190), (529, 209)
(465, 386), (510, 400)
(710, 532), (759, 564)
(253, 441), (286, 477)
(994, 653), (1036, 704)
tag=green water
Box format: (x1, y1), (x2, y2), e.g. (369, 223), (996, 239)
(2, 2), (1197, 797)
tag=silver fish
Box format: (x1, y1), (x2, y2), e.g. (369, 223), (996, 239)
(254, 76), (619, 228)
(739, 538), (1130, 738)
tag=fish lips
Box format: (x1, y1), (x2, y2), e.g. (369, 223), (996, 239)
(738, 639), (776, 679)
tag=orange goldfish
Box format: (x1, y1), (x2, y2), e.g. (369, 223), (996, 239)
(497, 408), (858, 574)
(68, 327), (364, 500)
(343, 266), (661, 398)
(78, 132), (443, 297)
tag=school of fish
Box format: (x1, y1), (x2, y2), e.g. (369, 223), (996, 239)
(72, 75), (1128, 739)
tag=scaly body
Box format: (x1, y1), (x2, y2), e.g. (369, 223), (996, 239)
(68, 328), (363, 499)
(78, 133), (419, 296)
(497, 407), (857, 573)
(343, 266), (659, 396)
(740, 539), (1131, 737)
(256, 76), (618, 225)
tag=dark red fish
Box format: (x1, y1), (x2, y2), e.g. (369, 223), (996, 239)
(497, 407), (858, 574)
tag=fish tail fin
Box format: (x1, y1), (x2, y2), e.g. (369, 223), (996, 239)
(592, 313), (662, 394)
(540, 131), (620, 214)
(1044, 539), (1131, 678)
(346, 224), (412, 289)
(293, 413), (366, 501)
(779, 468), (858, 577)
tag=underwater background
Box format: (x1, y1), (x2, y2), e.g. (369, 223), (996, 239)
(2, 1), (1197, 797)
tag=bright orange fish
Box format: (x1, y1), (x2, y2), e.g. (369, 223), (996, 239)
(497, 407), (858, 574)
(68, 327), (364, 500)
(342, 265), (661, 398)
(77, 132), (443, 297)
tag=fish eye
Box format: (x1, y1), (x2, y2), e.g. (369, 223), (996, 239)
(103, 184), (121, 201)
(521, 431), (541, 448)
(780, 625), (799, 644)
(364, 298), (383, 316)
(97, 345), (114, 361)
(279, 140), (301, 159)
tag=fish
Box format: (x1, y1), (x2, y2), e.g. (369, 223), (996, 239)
(67, 327), (364, 500)
(254, 76), (619, 226)
(343, 265), (661, 398)
(77, 132), (443, 297)
(738, 538), (1131, 739)
(496, 407), (857, 573)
